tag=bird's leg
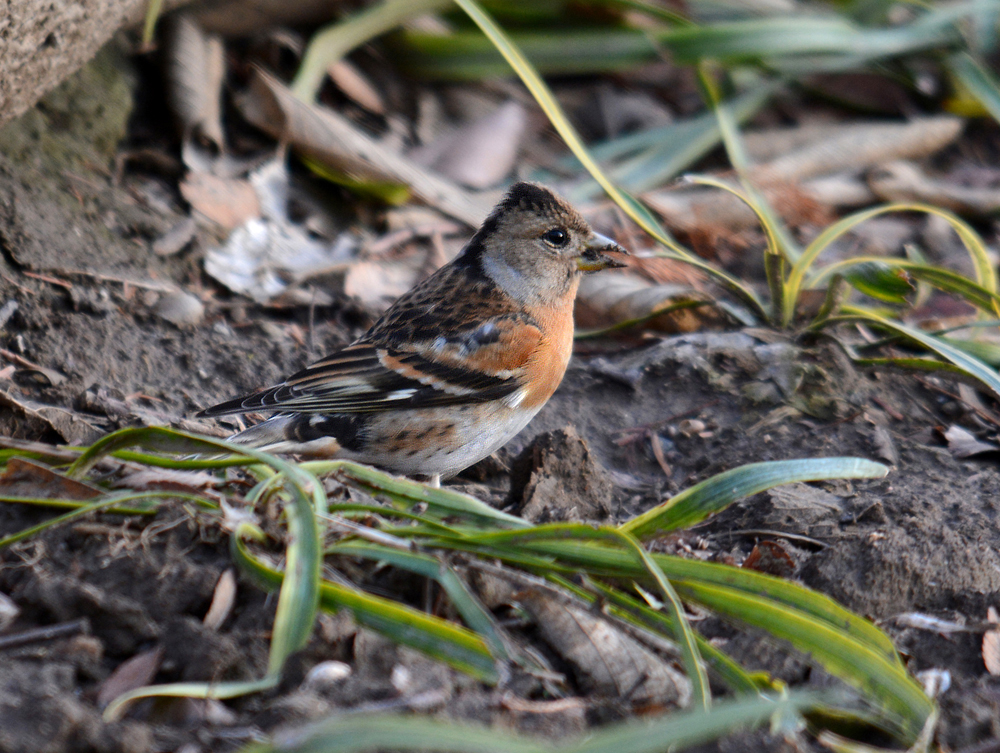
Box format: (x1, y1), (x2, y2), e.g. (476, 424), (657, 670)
(429, 474), (441, 488)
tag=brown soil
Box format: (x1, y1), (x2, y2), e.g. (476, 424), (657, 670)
(2, 44), (1000, 753)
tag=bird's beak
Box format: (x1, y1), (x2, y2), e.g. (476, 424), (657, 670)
(576, 233), (629, 272)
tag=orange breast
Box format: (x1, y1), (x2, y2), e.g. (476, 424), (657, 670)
(520, 293), (577, 410)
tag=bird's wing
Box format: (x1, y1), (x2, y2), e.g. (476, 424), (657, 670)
(198, 315), (542, 416)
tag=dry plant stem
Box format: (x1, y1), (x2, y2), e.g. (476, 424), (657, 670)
(0, 618), (88, 650)
(292, 0), (451, 101)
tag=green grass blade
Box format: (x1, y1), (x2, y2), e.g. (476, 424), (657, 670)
(329, 541), (511, 661)
(450, 0), (767, 319)
(0, 491), (210, 549)
(809, 257), (1000, 313)
(485, 537), (903, 664)
(697, 64), (801, 264)
(607, 529), (712, 709)
(105, 676), (278, 723)
(947, 51), (1000, 124)
(68, 428), (322, 682)
(621, 458), (887, 539)
(241, 693), (821, 753)
(293, 0), (450, 100)
(825, 306), (1000, 397)
(785, 203), (998, 326)
(235, 535), (499, 681)
(302, 459), (528, 528)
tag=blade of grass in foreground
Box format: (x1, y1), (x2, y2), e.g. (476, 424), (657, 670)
(87, 428), (321, 720)
(240, 692), (822, 753)
(621, 457), (887, 539)
(238, 536), (500, 681)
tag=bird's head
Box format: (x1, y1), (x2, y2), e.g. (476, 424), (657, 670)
(466, 182), (629, 304)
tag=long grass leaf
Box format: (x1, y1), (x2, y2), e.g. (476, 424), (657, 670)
(235, 535), (499, 681)
(241, 693), (821, 753)
(947, 51), (1000, 124)
(824, 306), (1000, 397)
(621, 457), (887, 539)
(329, 541), (511, 661)
(450, 0), (767, 319)
(608, 529), (712, 709)
(293, 0), (450, 100)
(785, 203), (998, 326)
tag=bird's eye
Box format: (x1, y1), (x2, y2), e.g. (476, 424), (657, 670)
(542, 228), (568, 247)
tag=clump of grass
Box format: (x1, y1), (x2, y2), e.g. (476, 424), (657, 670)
(0, 427), (931, 749)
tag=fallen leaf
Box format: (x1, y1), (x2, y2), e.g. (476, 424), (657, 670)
(0, 457), (103, 500)
(984, 607), (1000, 676)
(327, 60), (385, 115)
(97, 645), (164, 708)
(203, 569), (237, 630)
(152, 217), (196, 257)
(742, 540), (795, 578)
(411, 100), (527, 189)
(237, 67), (492, 225)
(180, 173), (260, 230)
(518, 589), (690, 707)
(165, 15), (226, 153)
(944, 425), (998, 458)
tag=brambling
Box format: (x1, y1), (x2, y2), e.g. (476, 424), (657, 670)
(199, 182), (628, 480)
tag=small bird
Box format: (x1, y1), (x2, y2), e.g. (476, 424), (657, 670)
(199, 182), (628, 481)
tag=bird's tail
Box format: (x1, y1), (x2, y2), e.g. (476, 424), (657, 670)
(225, 413), (343, 457)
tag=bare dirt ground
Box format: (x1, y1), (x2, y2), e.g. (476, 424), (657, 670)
(2, 40), (1000, 753)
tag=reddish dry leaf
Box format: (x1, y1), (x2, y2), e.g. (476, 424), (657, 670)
(0, 457), (102, 500)
(97, 645), (164, 708)
(179, 173), (260, 230)
(742, 540), (796, 578)
(575, 273), (714, 333)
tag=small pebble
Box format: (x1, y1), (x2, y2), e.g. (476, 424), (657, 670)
(154, 290), (204, 327)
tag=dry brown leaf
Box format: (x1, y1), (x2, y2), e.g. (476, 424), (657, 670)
(742, 540), (796, 578)
(410, 100), (528, 189)
(203, 569), (237, 630)
(0, 392), (103, 444)
(113, 467), (218, 493)
(983, 607), (1000, 675)
(575, 273), (713, 333)
(753, 117), (963, 183)
(97, 645), (164, 708)
(165, 15), (226, 152)
(237, 67), (492, 226)
(0, 457), (103, 500)
(327, 60), (385, 115)
(869, 160), (1000, 218)
(943, 425), (998, 458)
(180, 173), (261, 230)
(343, 257), (424, 312)
(518, 589), (690, 706)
